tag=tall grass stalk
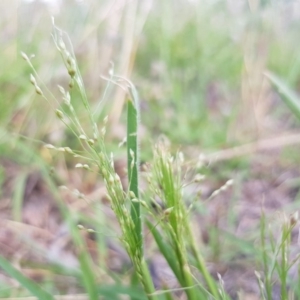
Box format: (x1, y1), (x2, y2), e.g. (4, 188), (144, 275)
(22, 23), (158, 299)
(147, 146), (222, 299)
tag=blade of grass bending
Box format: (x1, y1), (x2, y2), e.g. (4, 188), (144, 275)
(146, 220), (184, 286)
(0, 255), (54, 300)
(146, 221), (207, 299)
(127, 92), (141, 251)
(265, 71), (300, 121)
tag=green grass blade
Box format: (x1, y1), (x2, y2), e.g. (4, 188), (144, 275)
(126, 85), (158, 300)
(145, 220), (184, 286)
(0, 255), (54, 300)
(265, 71), (300, 121)
(127, 94), (142, 250)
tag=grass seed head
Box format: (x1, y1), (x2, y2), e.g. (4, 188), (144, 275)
(210, 190), (220, 198)
(59, 185), (68, 190)
(129, 191), (136, 198)
(102, 168), (107, 177)
(115, 174), (121, 182)
(109, 175), (114, 185)
(79, 134), (87, 141)
(58, 37), (66, 51)
(64, 92), (71, 106)
(44, 144), (55, 149)
(88, 139), (95, 146)
(118, 137), (127, 147)
(69, 78), (74, 88)
(67, 58), (76, 77)
(140, 200), (148, 208)
(66, 54), (72, 65)
(101, 127), (106, 137)
(68, 68), (76, 77)
(194, 174), (205, 182)
(21, 51), (29, 61)
(164, 207), (174, 216)
(103, 115), (108, 125)
(55, 109), (64, 120)
(99, 152), (105, 160)
(64, 147), (73, 154)
(35, 86), (43, 95)
(30, 74), (36, 85)
(58, 85), (65, 95)
(290, 211), (299, 227)
(226, 179), (234, 186)
(93, 132), (98, 141)
(83, 164), (90, 170)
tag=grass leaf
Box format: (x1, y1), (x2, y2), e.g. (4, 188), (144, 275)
(146, 220), (184, 286)
(265, 71), (300, 121)
(127, 95), (141, 248)
(0, 255), (54, 300)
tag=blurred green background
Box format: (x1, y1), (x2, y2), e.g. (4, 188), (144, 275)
(2, 0), (300, 155)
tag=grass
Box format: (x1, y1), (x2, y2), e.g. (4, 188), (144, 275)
(1, 0), (300, 299)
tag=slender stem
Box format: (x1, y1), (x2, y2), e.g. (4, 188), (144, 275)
(188, 227), (221, 299)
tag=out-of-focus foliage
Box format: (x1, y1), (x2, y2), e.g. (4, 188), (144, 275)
(2, 1), (300, 156)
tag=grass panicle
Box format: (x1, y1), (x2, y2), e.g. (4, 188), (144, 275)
(147, 144), (222, 299)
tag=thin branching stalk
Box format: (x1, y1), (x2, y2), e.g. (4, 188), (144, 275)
(150, 146), (219, 299)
